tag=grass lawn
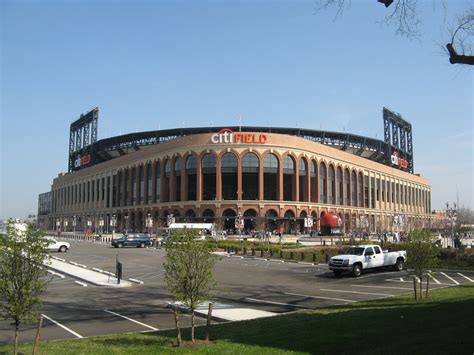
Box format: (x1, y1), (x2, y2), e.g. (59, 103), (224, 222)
(1, 284), (473, 354)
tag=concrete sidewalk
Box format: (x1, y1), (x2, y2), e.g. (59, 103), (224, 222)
(45, 257), (132, 287)
(169, 301), (276, 322)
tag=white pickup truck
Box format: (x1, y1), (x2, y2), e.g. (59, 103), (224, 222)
(329, 245), (406, 277)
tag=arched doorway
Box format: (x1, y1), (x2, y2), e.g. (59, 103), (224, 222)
(284, 210), (295, 234)
(185, 209), (196, 222)
(243, 209), (257, 233)
(202, 209), (215, 223)
(222, 208), (237, 232)
(265, 209), (278, 233)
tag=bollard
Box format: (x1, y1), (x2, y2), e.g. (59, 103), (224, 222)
(290, 251), (294, 260)
(252, 248), (255, 256)
(301, 252), (305, 261)
(260, 249), (264, 257)
(280, 250), (283, 259)
(312, 252), (316, 262)
(323, 240), (326, 246)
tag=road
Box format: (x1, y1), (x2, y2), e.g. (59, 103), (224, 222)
(1, 241), (473, 344)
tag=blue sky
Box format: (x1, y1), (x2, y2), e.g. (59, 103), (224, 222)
(1, 0), (472, 219)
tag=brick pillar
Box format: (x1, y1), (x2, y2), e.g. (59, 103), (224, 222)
(295, 160), (299, 202)
(151, 161), (157, 203)
(278, 155), (283, 201)
(216, 156), (222, 201)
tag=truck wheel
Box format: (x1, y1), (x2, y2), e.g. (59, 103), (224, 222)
(394, 258), (404, 271)
(352, 264), (362, 277)
(59, 246), (67, 253)
(333, 270), (342, 277)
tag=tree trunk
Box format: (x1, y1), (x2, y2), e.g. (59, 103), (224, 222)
(191, 310), (195, 342)
(426, 273), (430, 299)
(14, 320), (19, 355)
(173, 305), (181, 347)
(419, 274), (423, 299)
(413, 276), (417, 300)
(205, 302), (213, 343)
(32, 314), (43, 355)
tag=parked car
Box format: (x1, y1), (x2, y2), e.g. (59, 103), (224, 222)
(111, 234), (152, 248)
(329, 244), (406, 277)
(42, 236), (70, 253)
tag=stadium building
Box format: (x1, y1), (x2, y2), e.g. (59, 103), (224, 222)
(43, 107), (432, 235)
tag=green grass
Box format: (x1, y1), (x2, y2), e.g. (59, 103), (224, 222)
(1, 285), (473, 354)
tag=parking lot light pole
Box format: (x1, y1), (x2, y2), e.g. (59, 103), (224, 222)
(72, 216), (76, 236)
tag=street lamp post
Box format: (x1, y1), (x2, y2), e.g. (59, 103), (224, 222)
(99, 217), (104, 235)
(146, 213), (153, 236)
(446, 202), (457, 248)
(72, 216), (76, 236)
(124, 215), (129, 235)
(110, 214), (117, 238)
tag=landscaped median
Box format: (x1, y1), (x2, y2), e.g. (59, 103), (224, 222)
(1, 284), (473, 354)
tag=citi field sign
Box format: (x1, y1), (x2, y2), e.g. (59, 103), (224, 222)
(210, 128), (267, 144)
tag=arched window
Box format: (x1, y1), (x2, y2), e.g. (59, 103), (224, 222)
(328, 165), (335, 205)
(337, 167), (343, 205)
(264, 154), (278, 200)
(351, 171), (357, 206)
(123, 169), (129, 206)
(146, 163), (152, 204)
(283, 156), (295, 201)
(139, 165), (144, 204)
(344, 169), (350, 206)
(221, 153), (238, 200)
(174, 157), (181, 201)
(299, 159), (307, 202)
(186, 156), (197, 201)
(202, 154), (216, 200)
(319, 163), (327, 204)
(155, 162), (161, 203)
(131, 168), (137, 205)
(310, 161), (317, 202)
(358, 172), (364, 207)
(242, 153), (259, 200)
(162, 160), (170, 202)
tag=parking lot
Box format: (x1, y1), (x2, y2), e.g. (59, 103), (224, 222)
(1, 240), (473, 344)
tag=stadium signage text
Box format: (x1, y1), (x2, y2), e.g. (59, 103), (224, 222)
(210, 128), (267, 144)
(391, 151), (408, 169)
(74, 154), (91, 168)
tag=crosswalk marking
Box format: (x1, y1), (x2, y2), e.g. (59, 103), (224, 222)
(440, 272), (460, 285)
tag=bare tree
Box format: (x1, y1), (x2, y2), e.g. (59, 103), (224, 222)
(318, 0), (474, 66)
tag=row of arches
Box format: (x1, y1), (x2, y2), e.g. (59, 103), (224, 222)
(116, 151), (366, 207)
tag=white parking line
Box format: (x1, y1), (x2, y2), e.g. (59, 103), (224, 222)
(320, 289), (393, 297)
(457, 273), (474, 282)
(285, 292), (355, 303)
(245, 298), (316, 309)
(41, 314), (83, 338)
(440, 272), (460, 285)
(104, 310), (158, 331)
(429, 274), (441, 285)
(350, 284), (412, 291)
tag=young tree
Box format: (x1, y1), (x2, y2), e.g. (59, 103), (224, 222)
(0, 220), (50, 354)
(163, 229), (217, 343)
(405, 229), (439, 300)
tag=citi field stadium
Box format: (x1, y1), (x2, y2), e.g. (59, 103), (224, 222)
(39, 107), (432, 234)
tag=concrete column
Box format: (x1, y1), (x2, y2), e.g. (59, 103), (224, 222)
(216, 156), (222, 201)
(237, 155), (242, 200)
(258, 157), (264, 201)
(197, 157), (202, 201)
